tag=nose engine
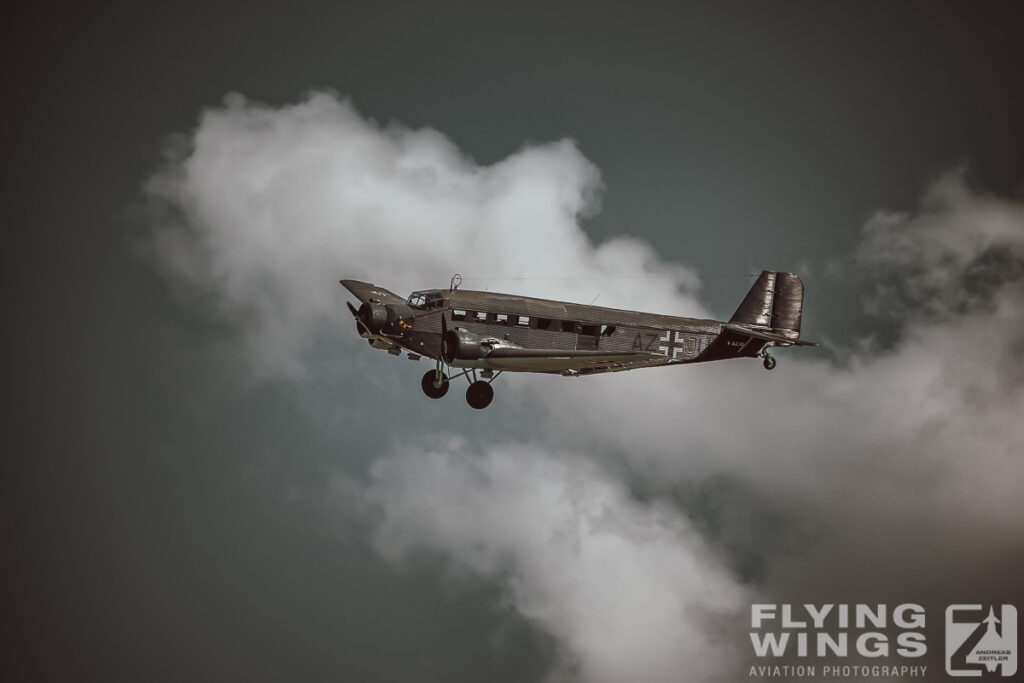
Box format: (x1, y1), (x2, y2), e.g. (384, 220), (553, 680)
(359, 301), (399, 335)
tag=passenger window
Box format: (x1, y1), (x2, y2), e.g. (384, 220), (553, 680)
(533, 318), (553, 330)
(600, 324), (616, 337)
(452, 309), (467, 320)
(580, 324), (599, 336)
(517, 316), (530, 327)
(496, 314), (509, 325)
(475, 311), (488, 322)
(561, 320), (577, 333)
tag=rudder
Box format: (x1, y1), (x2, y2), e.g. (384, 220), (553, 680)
(729, 271), (804, 340)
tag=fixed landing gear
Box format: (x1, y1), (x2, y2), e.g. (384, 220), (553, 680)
(762, 353), (777, 371)
(466, 381), (494, 410)
(420, 361), (500, 409)
(421, 369), (449, 398)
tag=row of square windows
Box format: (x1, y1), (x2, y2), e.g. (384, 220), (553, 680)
(451, 309), (616, 337)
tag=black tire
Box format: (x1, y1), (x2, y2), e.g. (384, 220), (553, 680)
(466, 381), (494, 410)
(421, 370), (449, 399)
(763, 355), (777, 371)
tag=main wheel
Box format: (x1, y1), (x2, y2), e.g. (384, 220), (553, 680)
(763, 355), (777, 371)
(466, 381), (494, 410)
(421, 370), (449, 399)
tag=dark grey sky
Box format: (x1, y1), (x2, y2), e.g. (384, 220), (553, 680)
(6, 2), (1024, 681)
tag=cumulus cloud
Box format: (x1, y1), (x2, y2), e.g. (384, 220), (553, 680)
(518, 167), (1024, 661)
(857, 166), (1024, 320)
(142, 91), (702, 377)
(369, 438), (745, 683)
(141, 91), (727, 680)
(143, 92), (1024, 681)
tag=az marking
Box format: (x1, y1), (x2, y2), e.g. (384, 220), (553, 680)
(631, 332), (660, 351)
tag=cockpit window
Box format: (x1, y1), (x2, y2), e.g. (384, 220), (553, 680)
(407, 292), (428, 309)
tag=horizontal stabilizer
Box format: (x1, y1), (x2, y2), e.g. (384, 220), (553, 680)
(721, 323), (817, 346)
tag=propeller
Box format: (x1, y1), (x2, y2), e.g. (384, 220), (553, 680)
(440, 311), (452, 363)
(346, 301), (370, 336)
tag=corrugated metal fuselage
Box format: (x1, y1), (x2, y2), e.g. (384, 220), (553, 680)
(391, 288), (764, 374)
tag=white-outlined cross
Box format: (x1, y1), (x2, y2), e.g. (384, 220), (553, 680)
(659, 330), (683, 359)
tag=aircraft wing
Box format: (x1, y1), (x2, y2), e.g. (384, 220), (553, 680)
(721, 323), (818, 347)
(339, 279), (406, 305)
(483, 347), (671, 374)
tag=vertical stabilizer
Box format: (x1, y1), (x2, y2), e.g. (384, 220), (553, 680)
(729, 271), (804, 340)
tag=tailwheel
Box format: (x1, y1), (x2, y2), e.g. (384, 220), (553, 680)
(762, 354), (777, 371)
(421, 370), (449, 399)
(466, 381), (494, 410)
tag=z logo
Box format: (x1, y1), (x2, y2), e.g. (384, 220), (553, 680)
(947, 605), (1018, 677)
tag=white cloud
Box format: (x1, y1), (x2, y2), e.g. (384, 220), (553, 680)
(858, 166), (1024, 319)
(143, 91), (702, 377)
(143, 92), (1024, 681)
(369, 438), (746, 683)
(519, 167), (1024, 611)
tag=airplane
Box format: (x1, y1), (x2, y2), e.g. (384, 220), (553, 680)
(340, 271), (816, 409)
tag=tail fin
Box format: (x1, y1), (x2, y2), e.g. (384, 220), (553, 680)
(729, 271), (804, 340)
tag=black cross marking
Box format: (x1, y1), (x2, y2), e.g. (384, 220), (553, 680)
(659, 330), (682, 359)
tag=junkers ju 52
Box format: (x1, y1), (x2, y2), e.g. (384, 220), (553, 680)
(341, 272), (815, 410)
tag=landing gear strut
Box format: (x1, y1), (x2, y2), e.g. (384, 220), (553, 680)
(421, 369), (449, 398)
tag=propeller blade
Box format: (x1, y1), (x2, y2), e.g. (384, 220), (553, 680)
(440, 312), (450, 363)
(346, 301), (369, 336)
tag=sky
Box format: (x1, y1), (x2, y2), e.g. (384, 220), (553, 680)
(6, 2), (1024, 682)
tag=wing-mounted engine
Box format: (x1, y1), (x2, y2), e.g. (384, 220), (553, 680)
(442, 327), (524, 363)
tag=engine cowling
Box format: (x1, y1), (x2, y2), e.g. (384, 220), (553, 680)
(442, 328), (488, 363)
(442, 328), (526, 363)
(358, 301), (391, 334)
